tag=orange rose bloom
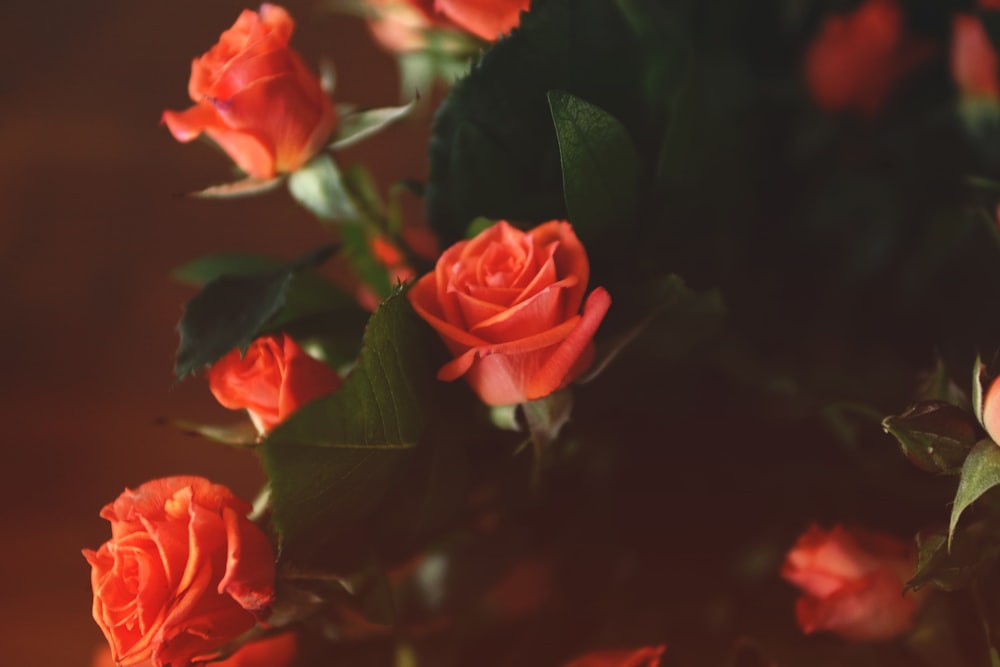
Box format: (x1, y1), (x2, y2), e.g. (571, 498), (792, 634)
(562, 645), (666, 667)
(804, 0), (932, 116)
(781, 524), (925, 641)
(951, 13), (1000, 101)
(434, 0), (529, 41)
(208, 333), (342, 434)
(83, 477), (276, 667)
(162, 4), (337, 179)
(408, 220), (611, 406)
(90, 632), (296, 667)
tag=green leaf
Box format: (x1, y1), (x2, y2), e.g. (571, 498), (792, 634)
(909, 523), (1000, 592)
(174, 246), (336, 379)
(288, 153), (362, 222)
(950, 439), (1000, 547)
(426, 0), (687, 245)
(172, 254), (284, 285)
(547, 90), (640, 246)
(261, 292), (435, 569)
(882, 401), (979, 474)
(330, 99), (418, 151)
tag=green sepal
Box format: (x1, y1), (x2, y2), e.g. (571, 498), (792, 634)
(288, 153), (362, 222)
(330, 99), (418, 151)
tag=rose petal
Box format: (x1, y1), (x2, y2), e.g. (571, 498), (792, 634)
(527, 287), (611, 400)
(218, 506), (275, 614)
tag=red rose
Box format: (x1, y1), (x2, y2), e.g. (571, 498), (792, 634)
(562, 645), (666, 667)
(804, 0), (932, 116)
(408, 220), (611, 406)
(951, 14), (1000, 102)
(208, 333), (342, 435)
(162, 4), (337, 179)
(781, 524), (925, 641)
(434, 0), (529, 41)
(83, 477), (276, 667)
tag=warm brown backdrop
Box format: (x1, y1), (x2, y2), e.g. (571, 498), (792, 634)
(0, 3), (426, 665)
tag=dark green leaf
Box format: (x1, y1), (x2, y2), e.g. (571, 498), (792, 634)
(174, 246), (336, 379)
(172, 254), (284, 285)
(547, 90), (639, 247)
(950, 439), (1000, 547)
(261, 292), (434, 569)
(882, 401), (980, 474)
(426, 0), (687, 245)
(910, 523), (1000, 592)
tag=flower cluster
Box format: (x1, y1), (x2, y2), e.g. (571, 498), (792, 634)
(84, 0), (1000, 664)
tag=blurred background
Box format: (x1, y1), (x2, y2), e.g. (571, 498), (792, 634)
(0, 3), (425, 664)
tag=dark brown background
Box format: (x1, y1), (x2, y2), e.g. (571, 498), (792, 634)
(0, 3), (427, 664)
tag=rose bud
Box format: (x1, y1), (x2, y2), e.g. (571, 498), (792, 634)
(804, 0), (933, 117)
(982, 374), (1000, 445)
(208, 333), (342, 435)
(781, 524), (926, 642)
(83, 477), (276, 667)
(162, 4), (337, 179)
(434, 0), (529, 42)
(408, 220), (611, 406)
(951, 13), (999, 103)
(561, 645), (666, 667)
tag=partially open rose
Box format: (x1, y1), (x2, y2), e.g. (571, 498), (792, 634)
(781, 524), (925, 641)
(408, 220), (611, 406)
(562, 645), (666, 667)
(434, 0), (529, 42)
(83, 477), (276, 667)
(208, 333), (342, 435)
(162, 4), (336, 179)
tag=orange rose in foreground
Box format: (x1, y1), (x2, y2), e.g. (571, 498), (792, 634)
(208, 333), (342, 434)
(162, 4), (336, 179)
(83, 477), (276, 667)
(781, 524), (924, 642)
(91, 632), (296, 667)
(562, 645), (666, 667)
(804, 0), (932, 116)
(408, 220), (611, 406)
(434, 0), (529, 41)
